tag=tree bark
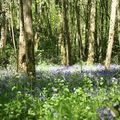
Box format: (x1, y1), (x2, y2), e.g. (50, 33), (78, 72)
(62, 0), (72, 65)
(34, 0), (39, 52)
(117, 1), (120, 45)
(105, 0), (117, 69)
(75, 0), (83, 60)
(60, 11), (66, 65)
(10, 0), (17, 54)
(23, 0), (36, 79)
(18, 0), (26, 72)
(0, 1), (7, 50)
(87, 0), (96, 65)
(84, 0), (91, 61)
(0, 12), (7, 49)
(117, 1), (120, 63)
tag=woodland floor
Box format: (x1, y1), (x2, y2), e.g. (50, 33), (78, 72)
(0, 64), (120, 119)
(0, 63), (120, 80)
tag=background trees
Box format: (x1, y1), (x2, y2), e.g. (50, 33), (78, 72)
(0, 0), (120, 72)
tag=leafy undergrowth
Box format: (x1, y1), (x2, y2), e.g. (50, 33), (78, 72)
(0, 64), (120, 120)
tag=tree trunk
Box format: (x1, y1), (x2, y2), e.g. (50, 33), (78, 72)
(100, 0), (109, 63)
(62, 0), (72, 65)
(18, 0), (26, 72)
(0, 1), (7, 50)
(84, 0), (91, 61)
(87, 0), (96, 65)
(117, 1), (120, 45)
(23, 0), (36, 80)
(60, 12), (66, 65)
(0, 12), (7, 49)
(34, 0), (39, 52)
(75, 0), (83, 60)
(94, 0), (98, 62)
(10, 0), (17, 54)
(105, 0), (117, 69)
(117, 1), (120, 63)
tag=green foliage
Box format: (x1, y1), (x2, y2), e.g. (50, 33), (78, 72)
(0, 73), (120, 120)
(0, 44), (16, 68)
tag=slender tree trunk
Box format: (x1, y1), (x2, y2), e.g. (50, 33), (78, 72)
(68, 0), (74, 63)
(34, 32), (39, 52)
(0, 0), (7, 60)
(34, 0), (39, 52)
(84, 0), (91, 61)
(87, 0), (96, 65)
(60, 35), (66, 65)
(99, 0), (104, 62)
(23, 0), (36, 79)
(94, 0), (98, 62)
(60, 12), (66, 65)
(100, 0), (109, 63)
(62, 0), (72, 65)
(18, 0), (26, 72)
(10, 0), (17, 54)
(75, 0), (83, 60)
(1, 12), (7, 49)
(0, 1), (7, 50)
(105, 0), (117, 69)
(104, 0), (109, 61)
(46, 1), (53, 38)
